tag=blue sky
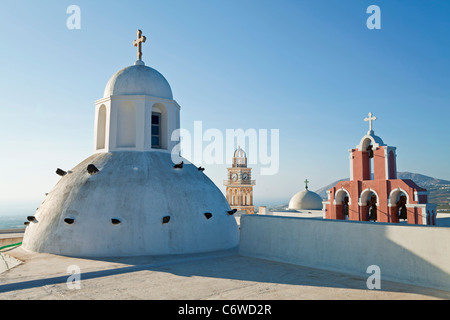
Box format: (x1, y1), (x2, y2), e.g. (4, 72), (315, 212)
(0, 0), (449, 215)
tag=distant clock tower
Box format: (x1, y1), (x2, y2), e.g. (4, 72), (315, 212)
(224, 146), (255, 214)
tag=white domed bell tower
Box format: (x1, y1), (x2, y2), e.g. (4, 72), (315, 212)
(94, 29), (180, 153)
(21, 30), (239, 257)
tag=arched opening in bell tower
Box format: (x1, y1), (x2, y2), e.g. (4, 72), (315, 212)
(397, 194), (408, 223)
(367, 194), (378, 221)
(360, 189), (379, 222)
(389, 188), (409, 223)
(335, 188), (351, 220)
(361, 137), (374, 180)
(388, 150), (396, 179)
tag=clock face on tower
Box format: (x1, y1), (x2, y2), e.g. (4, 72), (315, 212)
(242, 173), (248, 181)
(231, 173), (238, 181)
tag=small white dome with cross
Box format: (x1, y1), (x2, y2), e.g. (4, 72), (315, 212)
(103, 64), (173, 99)
(288, 189), (323, 211)
(103, 29), (173, 99)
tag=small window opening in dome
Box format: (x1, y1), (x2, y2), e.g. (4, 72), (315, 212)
(162, 216), (170, 224)
(204, 212), (212, 219)
(111, 218), (121, 225)
(56, 168), (67, 176)
(64, 218), (75, 225)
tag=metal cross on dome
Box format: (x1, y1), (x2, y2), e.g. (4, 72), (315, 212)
(304, 179), (309, 190)
(133, 29), (147, 61)
(364, 112), (377, 132)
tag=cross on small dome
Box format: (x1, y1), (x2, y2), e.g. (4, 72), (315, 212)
(133, 29), (147, 62)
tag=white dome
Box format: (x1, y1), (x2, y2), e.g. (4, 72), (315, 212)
(103, 62), (173, 99)
(288, 189), (323, 210)
(22, 152), (239, 257)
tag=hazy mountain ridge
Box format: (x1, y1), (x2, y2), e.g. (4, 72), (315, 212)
(269, 172), (450, 211)
(314, 172), (450, 210)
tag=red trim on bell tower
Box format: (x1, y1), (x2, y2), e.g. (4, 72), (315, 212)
(323, 113), (437, 225)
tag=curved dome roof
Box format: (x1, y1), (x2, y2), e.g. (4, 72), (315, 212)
(357, 131), (386, 151)
(288, 189), (323, 210)
(234, 146), (247, 158)
(103, 61), (173, 99)
(22, 152), (238, 257)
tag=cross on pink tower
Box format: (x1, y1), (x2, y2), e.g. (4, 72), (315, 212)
(364, 112), (377, 132)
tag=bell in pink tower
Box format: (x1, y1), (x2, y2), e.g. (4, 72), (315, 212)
(323, 112), (437, 225)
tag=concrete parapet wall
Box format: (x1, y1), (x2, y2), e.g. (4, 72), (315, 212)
(0, 237), (23, 248)
(239, 215), (450, 291)
(0, 231), (24, 248)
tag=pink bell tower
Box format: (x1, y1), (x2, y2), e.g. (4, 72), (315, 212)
(324, 113), (437, 225)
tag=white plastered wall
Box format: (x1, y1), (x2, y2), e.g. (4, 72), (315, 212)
(239, 215), (450, 291)
(94, 95), (180, 153)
